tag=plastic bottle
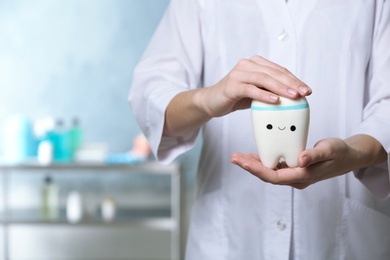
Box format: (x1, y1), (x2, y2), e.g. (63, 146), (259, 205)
(101, 197), (116, 222)
(4, 115), (35, 163)
(33, 116), (55, 161)
(40, 175), (60, 220)
(66, 191), (84, 223)
(50, 119), (71, 162)
(68, 117), (83, 160)
(37, 140), (53, 165)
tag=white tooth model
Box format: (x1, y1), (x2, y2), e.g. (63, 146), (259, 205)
(251, 96), (310, 169)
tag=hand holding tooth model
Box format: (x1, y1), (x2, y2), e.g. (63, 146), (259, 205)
(251, 96), (310, 169)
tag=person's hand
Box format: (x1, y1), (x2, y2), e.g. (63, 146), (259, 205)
(198, 55), (312, 118)
(231, 136), (385, 189)
(164, 55), (311, 137)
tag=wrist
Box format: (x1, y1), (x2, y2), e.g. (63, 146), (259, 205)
(193, 86), (221, 119)
(164, 88), (212, 137)
(192, 87), (213, 119)
(344, 134), (387, 168)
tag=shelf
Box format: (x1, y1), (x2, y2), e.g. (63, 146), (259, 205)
(0, 161), (180, 175)
(0, 207), (173, 228)
(0, 160), (183, 260)
(1, 218), (175, 231)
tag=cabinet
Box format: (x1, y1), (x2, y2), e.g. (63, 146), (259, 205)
(0, 161), (183, 260)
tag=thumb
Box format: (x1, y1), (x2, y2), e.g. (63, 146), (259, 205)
(298, 141), (331, 168)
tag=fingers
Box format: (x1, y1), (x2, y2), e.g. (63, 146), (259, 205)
(231, 152), (324, 190)
(234, 70), (301, 100)
(250, 56), (299, 80)
(236, 56), (312, 100)
(298, 141), (333, 168)
(299, 150), (322, 168)
(231, 152), (279, 182)
(231, 152), (307, 185)
(248, 56), (312, 96)
(234, 82), (280, 103)
(233, 139), (349, 189)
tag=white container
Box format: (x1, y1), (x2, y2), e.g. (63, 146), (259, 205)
(37, 140), (53, 165)
(101, 197), (116, 222)
(251, 96), (310, 169)
(66, 191), (83, 223)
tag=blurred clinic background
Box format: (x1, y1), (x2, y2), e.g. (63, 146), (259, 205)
(0, 1), (200, 259)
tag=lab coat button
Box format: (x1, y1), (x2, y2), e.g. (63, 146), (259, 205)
(278, 30), (289, 41)
(277, 219), (287, 231)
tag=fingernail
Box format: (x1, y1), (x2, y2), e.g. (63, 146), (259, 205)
(287, 88), (298, 97)
(269, 94), (279, 102)
(299, 86), (311, 95)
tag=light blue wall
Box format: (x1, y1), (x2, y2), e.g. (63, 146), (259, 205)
(0, 0), (170, 153)
(0, 0), (201, 208)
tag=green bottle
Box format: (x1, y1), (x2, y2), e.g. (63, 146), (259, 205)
(40, 175), (60, 220)
(68, 118), (83, 161)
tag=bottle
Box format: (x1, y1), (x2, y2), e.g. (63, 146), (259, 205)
(68, 117), (83, 161)
(37, 140), (53, 165)
(66, 191), (83, 223)
(101, 197), (116, 222)
(49, 119), (71, 162)
(40, 175), (60, 220)
(34, 116), (55, 161)
(4, 114), (35, 163)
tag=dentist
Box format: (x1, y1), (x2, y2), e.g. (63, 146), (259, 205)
(129, 0), (390, 259)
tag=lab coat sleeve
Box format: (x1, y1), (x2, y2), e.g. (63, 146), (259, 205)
(352, 1), (390, 199)
(128, 0), (204, 164)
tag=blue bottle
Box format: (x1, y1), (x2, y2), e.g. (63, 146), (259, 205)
(49, 119), (72, 163)
(4, 115), (35, 163)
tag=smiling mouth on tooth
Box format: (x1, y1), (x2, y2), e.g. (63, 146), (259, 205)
(278, 127), (286, 130)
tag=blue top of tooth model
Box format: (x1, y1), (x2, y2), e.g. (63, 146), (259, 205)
(251, 103), (309, 111)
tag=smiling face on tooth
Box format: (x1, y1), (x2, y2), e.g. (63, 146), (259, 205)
(267, 124), (296, 131)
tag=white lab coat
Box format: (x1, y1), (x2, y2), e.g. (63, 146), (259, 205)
(129, 0), (390, 259)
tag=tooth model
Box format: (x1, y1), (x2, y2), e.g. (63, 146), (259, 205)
(251, 96), (310, 169)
